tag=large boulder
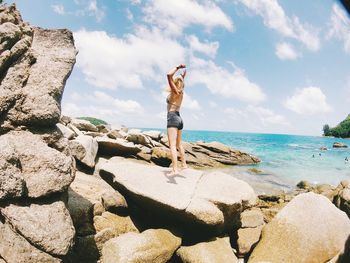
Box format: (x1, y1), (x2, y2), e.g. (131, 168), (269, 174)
(151, 146), (172, 167)
(67, 171), (127, 236)
(100, 159), (256, 234)
(333, 142), (348, 148)
(237, 209), (265, 255)
(96, 137), (141, 156)
(196, 141), (260, 165)
(93, 211), (139, 237)
(197, 141), (231, 153)
(0, 221), (61, 263)
(56, 123), (75, 139)
(107, 129), (126, 139)
(335, 188), (350, 218)
(248, 192), (350, 263)
(101, 229), (181, 263)
(0, 164), (25, 200)
(142, 130), (161, 141)
(0, 130), (75, 199)
(101, 191), (127, 213)
(70, 118), (98, 132)
(150, 141), (260, 168)
(1, 23), (76, 130)
(1, 201), (75, 256)
(126, 131), (151, 146)
(237, 225), (263, 255)
(240, 209), (264, 228)
(176, 237), (238, 263)
(69, 135), (98, 168)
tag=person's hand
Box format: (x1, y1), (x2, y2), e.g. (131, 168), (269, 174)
(177, 64), (186, 69)
(181, 69), (187, 79)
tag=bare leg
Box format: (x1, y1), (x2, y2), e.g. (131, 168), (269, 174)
(176, 129), (188, 169)
(167, 127), (179, 174)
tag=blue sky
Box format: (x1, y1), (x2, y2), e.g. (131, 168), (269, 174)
(6, 0), (350, 135)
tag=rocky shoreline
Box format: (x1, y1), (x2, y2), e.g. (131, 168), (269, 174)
(1, 4), (350, 263)
(58, 116), (260, 170)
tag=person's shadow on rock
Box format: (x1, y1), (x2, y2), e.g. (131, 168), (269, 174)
(162, 170), (185, 184)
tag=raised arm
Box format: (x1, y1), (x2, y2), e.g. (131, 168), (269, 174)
(167, 64), (186, 94)
(181, 69), (186, 80)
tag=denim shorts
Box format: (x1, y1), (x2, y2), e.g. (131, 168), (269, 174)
(167, 111), (183, 130)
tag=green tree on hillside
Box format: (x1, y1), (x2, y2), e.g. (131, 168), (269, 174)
(324, 114), (350, 138)
(323, 124), (330, 136)
(77, 117), (108, 126)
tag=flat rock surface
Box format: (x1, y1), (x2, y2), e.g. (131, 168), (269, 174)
(100, 158), (256, 232)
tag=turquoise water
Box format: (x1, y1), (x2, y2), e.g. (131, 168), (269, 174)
(142, 129), (350, 192)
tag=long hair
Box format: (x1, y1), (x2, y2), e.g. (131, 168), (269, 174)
(166, 76), (184, 93)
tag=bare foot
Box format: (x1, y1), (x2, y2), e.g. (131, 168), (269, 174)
(181, 164), (188, 170)
(168, 169), (180, 176)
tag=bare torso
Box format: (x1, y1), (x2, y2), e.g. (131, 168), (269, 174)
(167, 91), (183, 112)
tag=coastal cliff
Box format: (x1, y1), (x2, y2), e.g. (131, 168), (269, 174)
(1, 4), (350, 263)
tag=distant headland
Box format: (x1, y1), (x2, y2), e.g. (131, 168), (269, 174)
(323, 114), (350, 138)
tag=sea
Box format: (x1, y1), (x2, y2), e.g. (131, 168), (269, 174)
(142, 129), (350, 194)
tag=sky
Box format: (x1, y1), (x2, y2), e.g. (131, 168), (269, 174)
(5, 0), (350, 135)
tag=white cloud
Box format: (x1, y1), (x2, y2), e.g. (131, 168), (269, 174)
(246, 105), (289, 126)
(62, 91), (143, 125)
(126, 8), (133, 21)
(182, 93), (201, 110)
(209, 101), (217, 108)
(62, 102), (119, 123)
(93, 91), (143, 113)
(224, 107), (247, 119)
(284, 87), (332, 115)
(87, 0), (105, 22)
(189, 57), (266, 103)
(275, 42), (299, 60)
(186, 35), (219, 58)
(66, 0), (105, 22)
(327, 4), (350, 54)
(346, 77), (350, 102)
(191, 112), (205, 121)
(73, 27), (186, 89)
(156, 111), (167, 121)
(224, 105), (289, 130)
(237, 0), (320, 51)
(52, 4), (65, 15)
(143, 0), (233, 36)
(131, 0), (142, 5)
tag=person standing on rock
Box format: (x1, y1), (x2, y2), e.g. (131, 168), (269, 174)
(166, 64), (188, 175)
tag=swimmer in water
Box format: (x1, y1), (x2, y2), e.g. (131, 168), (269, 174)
(345, 157), (349, 163)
